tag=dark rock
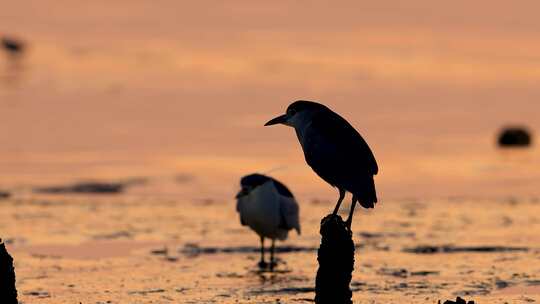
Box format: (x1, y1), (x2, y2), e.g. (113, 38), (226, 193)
(127, 288), (165, 295)
(438, 296), (475, 304)
(165, 256), (179, 262)
(410, 270), (440, 276)
(377, 267), (408, 278)
(1, 37), (25, 54)
(495, 279), (511, 289)
(150, 247), (169, 255)
(23, 290), (50, 298)
(404, 245), (528, 254)
(35, 182), (124, 194)
(0, 239), (18, 303)
(150, 247), (178, 262)
(358, 232), (383, 238)
(315, 214), (354, 304)
(498, 126), (532, 147)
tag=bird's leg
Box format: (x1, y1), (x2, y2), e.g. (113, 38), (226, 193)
(258, 237), (267, 269)
(332, 188), (346, 215)
(269, 239), (276, 271)
(345, 195), (357, 230)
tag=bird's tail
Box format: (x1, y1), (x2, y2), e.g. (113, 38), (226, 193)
(356, 176), (377, 209)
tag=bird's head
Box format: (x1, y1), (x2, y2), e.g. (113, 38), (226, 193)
(264, 100), (327, 128)
(236, 173), (271, 198)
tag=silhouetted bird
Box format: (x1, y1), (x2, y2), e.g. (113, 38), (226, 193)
(265, 100), (378, 229)
(236, 173), (300, 269)
(1, 37), (24, 54)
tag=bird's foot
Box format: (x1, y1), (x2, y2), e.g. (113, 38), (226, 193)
(258, 260), (268, 269)
(345, 218), (353, 231)
(269, 260), (277, 271)
(257, 260), (277, 271)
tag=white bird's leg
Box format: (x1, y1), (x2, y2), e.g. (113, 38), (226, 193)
(258, 237), (267, 269)
(345, 195), (357, 230)
(332, 188), (346, 215)
(270, 239), (276, 270)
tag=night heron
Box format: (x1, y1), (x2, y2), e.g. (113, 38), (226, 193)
(236, 173), (301, 269)
(265, 100), (378, 229)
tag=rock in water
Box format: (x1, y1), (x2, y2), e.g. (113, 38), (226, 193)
(498, 127), (532, 147)
(315, 214), (354, 304)
(0, 239), (18, 303)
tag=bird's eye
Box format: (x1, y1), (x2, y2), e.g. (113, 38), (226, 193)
(289, 109), (296, 115)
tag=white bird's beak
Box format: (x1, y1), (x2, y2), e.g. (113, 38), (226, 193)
(264, 114), (288, 126)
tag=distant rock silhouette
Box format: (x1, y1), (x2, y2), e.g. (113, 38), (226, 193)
(0, 239), (18, 304)
(35, 182), (124, 194)
(315, 214), (354, 304)
(1, 37), (25, 54)
(498, 126), (532, 147)
(0, 191), (10, 200)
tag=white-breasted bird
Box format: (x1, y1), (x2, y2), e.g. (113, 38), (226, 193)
(236, 173), (301, 269)
(264, 100), (378, 229)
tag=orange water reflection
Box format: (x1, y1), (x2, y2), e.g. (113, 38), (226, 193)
(1, 0), (539, 200)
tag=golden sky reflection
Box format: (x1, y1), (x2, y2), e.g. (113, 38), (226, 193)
(1, 1), (539, 199)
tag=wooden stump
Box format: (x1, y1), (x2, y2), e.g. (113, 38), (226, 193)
(0, 239), (18, 304)
(315, 214), (354, 304)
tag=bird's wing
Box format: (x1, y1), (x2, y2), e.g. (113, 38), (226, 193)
(306, 110), (378, 175)
(235, 198), (248, 226)
(271, 180), (294, 198)
(279, 196), (301, 234)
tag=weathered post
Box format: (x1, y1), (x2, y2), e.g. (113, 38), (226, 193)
(0, 239), (18, 304)
(315, 214), (354, 304)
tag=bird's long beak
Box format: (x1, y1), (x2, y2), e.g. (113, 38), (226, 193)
(264, 114), (288, 126)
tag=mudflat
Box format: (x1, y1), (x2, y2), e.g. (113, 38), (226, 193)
(3, 193), (539, 303)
